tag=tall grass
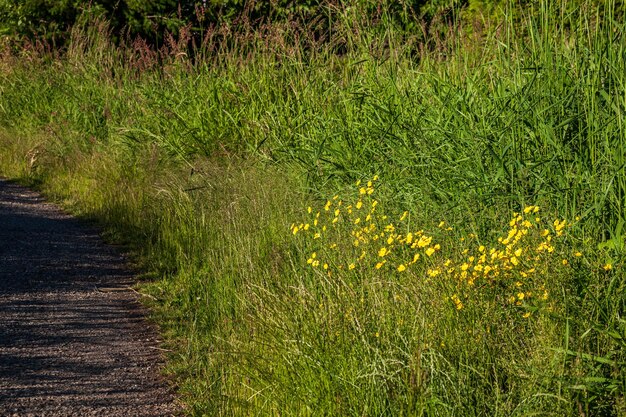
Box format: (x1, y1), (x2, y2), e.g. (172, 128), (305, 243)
(0, 1), (624, 415)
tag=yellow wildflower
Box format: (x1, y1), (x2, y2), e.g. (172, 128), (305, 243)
(554, 219), (566, 231)
(427, 268), (441, 277)
(416, 235), (432, 248)
(451, 294), (463, 310)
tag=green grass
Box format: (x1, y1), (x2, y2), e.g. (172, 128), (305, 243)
(1, 1), (625, 415)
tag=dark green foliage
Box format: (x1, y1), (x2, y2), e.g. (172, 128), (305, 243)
(0, 0), (467, 45)
(0, 0), (118, 41)
(1, 0), (623, 47)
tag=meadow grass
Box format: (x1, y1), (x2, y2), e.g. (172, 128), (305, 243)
(0, 1), (625, 415)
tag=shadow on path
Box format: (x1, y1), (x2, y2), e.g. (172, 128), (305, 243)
(0, 179), (178, 416)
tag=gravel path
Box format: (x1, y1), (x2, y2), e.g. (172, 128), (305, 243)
(0, 179), (178, 416)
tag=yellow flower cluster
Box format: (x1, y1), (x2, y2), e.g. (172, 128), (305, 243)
(441, 205), (570, 313)
(290, 176), (445, 278)
(291, 178), (576, 315)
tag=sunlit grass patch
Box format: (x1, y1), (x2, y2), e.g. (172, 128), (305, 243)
(291, 178), (582, 317)
(241, 176), (618, 415)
